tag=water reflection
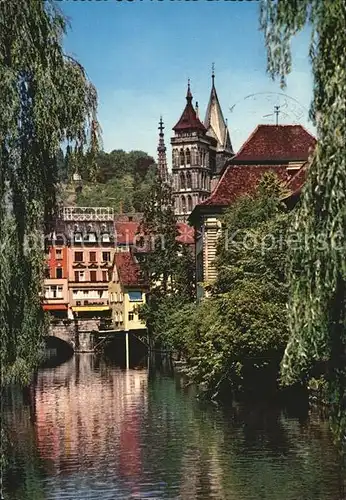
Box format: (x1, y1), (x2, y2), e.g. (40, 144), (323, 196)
(2, 355), (345, 500)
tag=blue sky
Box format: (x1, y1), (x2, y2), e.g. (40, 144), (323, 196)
(61, 0), (315, 164)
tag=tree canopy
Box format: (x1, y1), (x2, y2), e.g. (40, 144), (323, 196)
(162, 175), (291, 398)
(78, 150), (156, 212)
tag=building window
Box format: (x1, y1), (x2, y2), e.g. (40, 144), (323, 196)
(102, 251), (111, 262)
(128, 312), (134, 321)
(74, 270), (85, 282)
(102, 270), (108, 282)
(186, 171), (192, 189)
(44, 267), (50, 279)
(180, 172), (186, 190)
(90, 271), (97, 282)
(56, 267), (63, 279)
(56, 249), (62, 259)
(74, 251), (83, 262)
(89, 251), (96, 262)
(181, 195), (186, 213)
(187, 195), (193, 212)
(180, 149), (185, 166)
(128, 291), (142, 302)
(84, 232), (97, 243)
(186, 148), (191, 165)
(45, 285), (63, 299)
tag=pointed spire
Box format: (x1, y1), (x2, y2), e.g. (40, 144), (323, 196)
(157, 116), (168, 182)
(204, 68), (234, 154)
(186, 79), (192, 103)
(195, 101), (199, 119)
(173, 81), (206, 133)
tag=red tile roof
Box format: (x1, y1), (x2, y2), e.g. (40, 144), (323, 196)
(173, 85), (206, 132)
(114, 252), (143, 287)
(233, 125), (316, 162)
(200, 164), (290, 207)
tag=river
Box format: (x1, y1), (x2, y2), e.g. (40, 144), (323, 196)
(2, 355), (345, 500)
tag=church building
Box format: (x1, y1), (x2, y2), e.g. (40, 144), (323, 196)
(156, 70), (316, 300)
(170, 71), (233, 222)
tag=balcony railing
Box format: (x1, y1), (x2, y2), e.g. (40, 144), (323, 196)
(61, 206), (114, 222)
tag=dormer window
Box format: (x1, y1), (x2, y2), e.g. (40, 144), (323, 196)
(101, 233), (110, 243)
(85, 232), (97, 243)
(74, 232), (82, 243)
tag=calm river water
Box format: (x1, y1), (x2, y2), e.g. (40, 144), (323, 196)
(2, 355), (345, 500)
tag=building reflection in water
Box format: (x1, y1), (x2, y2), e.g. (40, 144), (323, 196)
(34, 355), (147, 496)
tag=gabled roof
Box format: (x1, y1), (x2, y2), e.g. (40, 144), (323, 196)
(199, 164), (290, 207)
(233, 124), (316, 162)
(204, 77), (233, 154)
(173, 83), (206, 133)
(114, 252), (143, 287)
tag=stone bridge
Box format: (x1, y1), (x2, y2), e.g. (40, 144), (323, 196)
(47, 319), (102, 352)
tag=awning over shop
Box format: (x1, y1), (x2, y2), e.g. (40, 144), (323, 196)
(72, 306), (110, 312)
(42, 304), (68, 311)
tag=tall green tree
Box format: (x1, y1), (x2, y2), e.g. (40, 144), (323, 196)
(138, 173), (195, 345)
(159, 176), (290, 396)
(260, 0), (346, 443)
(182, 176), (290, 397)
(0, 0), (101, 385)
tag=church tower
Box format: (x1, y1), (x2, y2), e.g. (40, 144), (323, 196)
(157, 116), (168, 183)
(171, 81), (216, 222)
(204, 66), (234, 178)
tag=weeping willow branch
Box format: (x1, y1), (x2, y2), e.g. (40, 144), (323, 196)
(0, 0), (101, 385)
(260, 0), (346, 445)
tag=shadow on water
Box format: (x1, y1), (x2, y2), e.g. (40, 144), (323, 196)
(39, 336), (74, 369)
(102, 333), (148, 369)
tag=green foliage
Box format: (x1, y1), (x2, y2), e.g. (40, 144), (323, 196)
(63, 149), (156, 213)
(0, 0), (100, 385)
(77, 174), (135, 212)
(138, 174), (195, 343)
(261, 0), (346, 444)
(170, 175), (290, 397)
(178, 283), (289, 398)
